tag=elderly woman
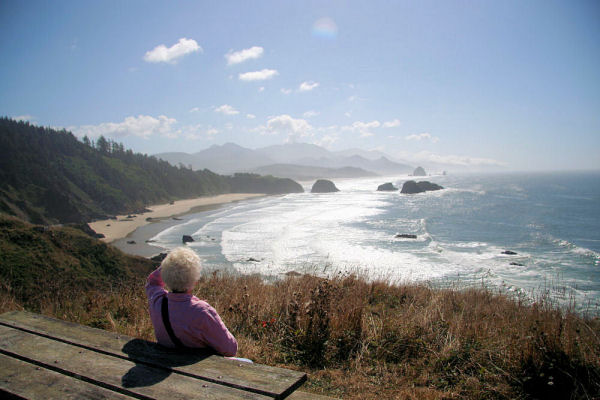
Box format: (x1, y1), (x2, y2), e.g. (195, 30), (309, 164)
(145, 247), (238, 356)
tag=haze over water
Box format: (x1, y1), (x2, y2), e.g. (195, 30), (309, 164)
(142, 171), (600, 313)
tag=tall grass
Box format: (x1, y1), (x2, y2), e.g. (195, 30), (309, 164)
(2, 272), (599, 399)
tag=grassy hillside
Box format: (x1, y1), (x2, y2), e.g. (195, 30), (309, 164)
(0, 214), (155, 310)
(0, 118), (302, 225)
(1, 215), (599, 399)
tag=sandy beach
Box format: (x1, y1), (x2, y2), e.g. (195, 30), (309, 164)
(88, 193), (265, 243)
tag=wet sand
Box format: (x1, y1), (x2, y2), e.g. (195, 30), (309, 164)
(88, 194), (265, 252)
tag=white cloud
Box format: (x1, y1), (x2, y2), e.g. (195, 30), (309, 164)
(298, 81), (319, 92)
(224, 123), (234, 130)
(225, 46), (264, 65)
(143, 38), (201, 63)
(13, 115), (35, 122)
(411, 151), (505, 167)
(280, 88), (292, 95)
(256, 115), (313, 142)
(246, 114), (256, 119)
(215, 104), (239, 115)
(179, 124), (220, 140)
(189, 107), (201, 113)
(342, 120), (381, 137)
(314, 133), (339, 148)
(303, 110), (319, 118)
(239, 69), (279, 81)
(405, 132), (439, 143)
(383, 119), (401, 128)
(71, 115), (177, 139)
(258, 86), (265, 92)
(344, 112), (352, 118)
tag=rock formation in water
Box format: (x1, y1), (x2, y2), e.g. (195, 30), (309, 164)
(311, 179), (340, 193)
(400, 180), (443, 194)
(377, 182), (398, 191)
(182, 235), (194, 243)
(395, 234), (417, 239)
(413, 166), (427, 176)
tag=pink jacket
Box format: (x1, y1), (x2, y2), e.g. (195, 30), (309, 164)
(145, 267), (238, 356)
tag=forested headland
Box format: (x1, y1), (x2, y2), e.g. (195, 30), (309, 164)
(0, 118), (302, 225)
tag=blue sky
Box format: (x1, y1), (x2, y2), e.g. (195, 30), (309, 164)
(1, 0), (599, 171)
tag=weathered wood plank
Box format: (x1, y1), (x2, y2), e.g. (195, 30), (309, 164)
(0, 353), (136, 400)
(0, 324), (271, 399)
(0, 311), (306, 399)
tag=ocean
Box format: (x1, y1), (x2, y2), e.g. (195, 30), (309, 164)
(128, 171), (600, 313)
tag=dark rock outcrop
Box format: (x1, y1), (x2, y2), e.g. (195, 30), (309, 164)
(126, 240), (136, 245)
(502, 250), (518, 255)
(377, 183), (398, 191)
(400, 181), (443, 194)
(413, 166), (427, 176)
(395, 234), (417, 239)
(150, 253), (168, 263)
(182, 235), (194, 243)
(311, 179), (340, 193)
(510, 262), (524, 266)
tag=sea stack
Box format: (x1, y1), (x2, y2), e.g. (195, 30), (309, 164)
(413, 166), (427, 176)
(377, 182), (398, 191)
(311, 179), (339, 193)
(400, 180), (443, 194)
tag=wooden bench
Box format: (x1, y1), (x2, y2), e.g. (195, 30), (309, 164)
(0, 311), (333, 399)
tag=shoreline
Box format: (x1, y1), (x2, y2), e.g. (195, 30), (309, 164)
(88, 193), (266, 248)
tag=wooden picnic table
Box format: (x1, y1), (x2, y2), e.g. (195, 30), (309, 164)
(0, 311), (333, 399)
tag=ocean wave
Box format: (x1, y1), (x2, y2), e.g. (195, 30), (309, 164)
(551, 237), (600, 261)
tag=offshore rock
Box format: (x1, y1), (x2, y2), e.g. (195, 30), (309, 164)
(377, 182), (398, 191)
(502, 250), (518, 255)
(182, 235), (194, 243)
(150, 253), (168, 263)
(311, 179), (340, 193)
(395, 234), (417, 239)
(400, 180), (443, 194)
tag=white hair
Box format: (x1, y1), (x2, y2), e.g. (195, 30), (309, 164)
(160, 247), (201, 292)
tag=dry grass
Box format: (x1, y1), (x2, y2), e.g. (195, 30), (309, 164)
(2, 272), (599, 399)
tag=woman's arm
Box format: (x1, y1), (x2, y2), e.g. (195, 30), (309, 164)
(195, 305), (238, 357)
(145, 266), (167, 302)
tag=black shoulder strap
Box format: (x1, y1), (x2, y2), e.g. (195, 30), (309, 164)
(161, 296), (185, 349)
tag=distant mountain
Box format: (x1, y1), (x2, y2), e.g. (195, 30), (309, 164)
(156, 142), (413, 176)
(255, 143), (332, 163)
(289, 154), (413, 175)
(0, 119), (302, 225)
(332, 148), (391, 161)
(252, 164), (378, 181)
(158, 143), (274, 175)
